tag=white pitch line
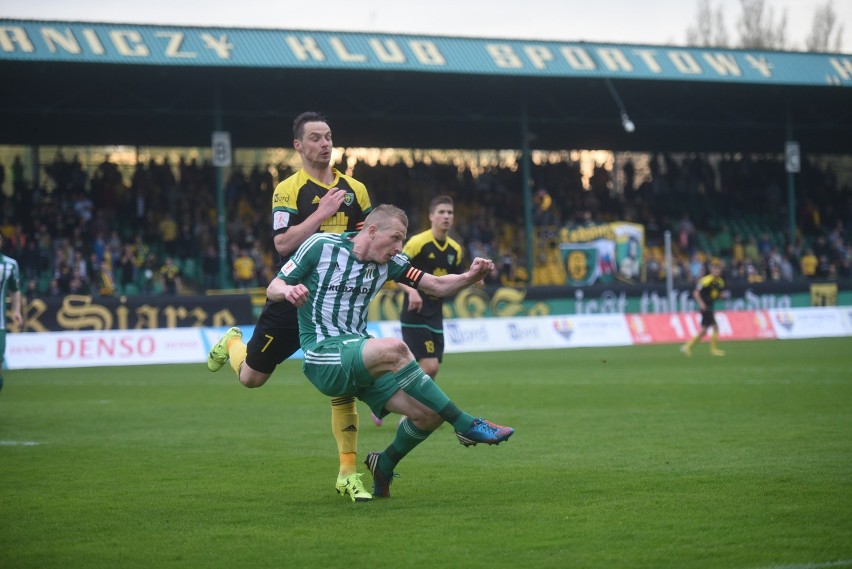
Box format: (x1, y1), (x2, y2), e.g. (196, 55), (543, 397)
(0, 440), (43, 446)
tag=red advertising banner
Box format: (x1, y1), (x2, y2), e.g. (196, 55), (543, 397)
(626, 311), (777, 344)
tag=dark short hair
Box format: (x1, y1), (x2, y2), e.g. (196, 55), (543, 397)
(428, 195), (454, 213)
(293, 111), (328, 140)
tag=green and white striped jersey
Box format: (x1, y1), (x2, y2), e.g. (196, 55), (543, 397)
(0, 253), (21, 329)
(279, 231), (422, 351)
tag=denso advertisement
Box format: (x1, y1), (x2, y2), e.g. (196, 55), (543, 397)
(6, 328), (206, 369)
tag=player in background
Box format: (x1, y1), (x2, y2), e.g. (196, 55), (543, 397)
(680, 259), (726, 357)
(207, 112), (374, 502)
(371, 195), (463, 426)
(267, 204), (514, 499)
(0, 234), (23, 394)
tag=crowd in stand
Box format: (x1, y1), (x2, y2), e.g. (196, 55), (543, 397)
(0, 149), (849, 300)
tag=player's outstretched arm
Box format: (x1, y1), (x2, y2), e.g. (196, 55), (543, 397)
(417, 257), (494, 298)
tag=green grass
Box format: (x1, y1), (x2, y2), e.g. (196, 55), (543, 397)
(2, 338), (852, 569)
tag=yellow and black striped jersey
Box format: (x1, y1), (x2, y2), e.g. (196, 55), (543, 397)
(400, 229), (463, 320)
(271, 167), (372, 263)
(695, 274), (725, 309)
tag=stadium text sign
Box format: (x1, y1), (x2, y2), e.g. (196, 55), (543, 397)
(1, 21), (850, 87)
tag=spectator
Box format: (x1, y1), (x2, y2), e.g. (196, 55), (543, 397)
(24, 278), (39, 303)
(689, 252), (706, 282)
(72, 190), (95, 238)
(68, 270), (89, 295)
(779, 252), (794, 282)
(158, 213), (179, 256)
(816, 254), (832, 278)
(72, 250), (89, 286)
(744, 237), (761, 265)
(91, 258), (116, 296)
(140, 254), (158, 294)
(731, 235), (745, 265)
(800, 249), (818, 278)
(116, 243), (137, 292)
(715, 223), (733, 257)
(47, 278), (61, 297)
(202, 245), (220, 291)
(232, 248), (256, 290)
(159, 256), (182, 295)
(19, 240), (40, 282)
(757, 232), (773, 259)
(677, 214), (695, 253)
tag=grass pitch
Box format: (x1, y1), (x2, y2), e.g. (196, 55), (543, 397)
(1, 338), (851, 569)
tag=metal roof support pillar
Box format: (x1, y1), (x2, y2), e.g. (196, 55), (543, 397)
(215, 88), (227, 289)
(785, 102), (798, 249)
(521, 97), (534, 284)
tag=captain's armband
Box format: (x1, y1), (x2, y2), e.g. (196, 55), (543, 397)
(397, 266), (425, 288)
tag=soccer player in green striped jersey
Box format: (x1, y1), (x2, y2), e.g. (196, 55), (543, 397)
(0, 234), (23, 393)
(267, 204), (513, 498)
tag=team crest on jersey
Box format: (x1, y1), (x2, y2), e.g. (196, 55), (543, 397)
(281, 259), (297, 276)
(273, 211), (290, 230)
(343, 192), (354, 206)
(447, 254), (456, 265)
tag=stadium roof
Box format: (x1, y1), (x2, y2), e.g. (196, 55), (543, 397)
(2, 19), (852, 153)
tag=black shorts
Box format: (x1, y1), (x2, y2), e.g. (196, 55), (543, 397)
(401, 324), (445, 362)
(245, 299), (302, 374)
(700, 309), (717, 328)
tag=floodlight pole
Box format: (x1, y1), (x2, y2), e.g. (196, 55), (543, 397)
(604, 77), (635, 133)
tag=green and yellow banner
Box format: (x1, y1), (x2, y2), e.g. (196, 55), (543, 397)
(559, 222), (645, 286)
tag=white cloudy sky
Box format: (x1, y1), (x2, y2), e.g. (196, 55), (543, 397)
(1, 0), (849, 52)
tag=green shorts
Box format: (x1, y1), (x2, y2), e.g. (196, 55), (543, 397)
(302, 335), (399, 419)
(0, 330), (6, 369)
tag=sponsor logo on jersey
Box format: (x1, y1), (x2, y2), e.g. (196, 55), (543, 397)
(325, 283), (371, 294)
(281, 259), (297, 276)
(273, 211), (290, 230)
(312, 195), (321, 204)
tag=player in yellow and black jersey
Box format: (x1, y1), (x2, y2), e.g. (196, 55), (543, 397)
(681, 259), (726, 357)
(398, 195), (463, 382)
(206, 111), (374, 502)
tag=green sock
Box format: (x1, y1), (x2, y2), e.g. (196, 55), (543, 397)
(392, 360), (474, 432)
(378, 417), (431, 474)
